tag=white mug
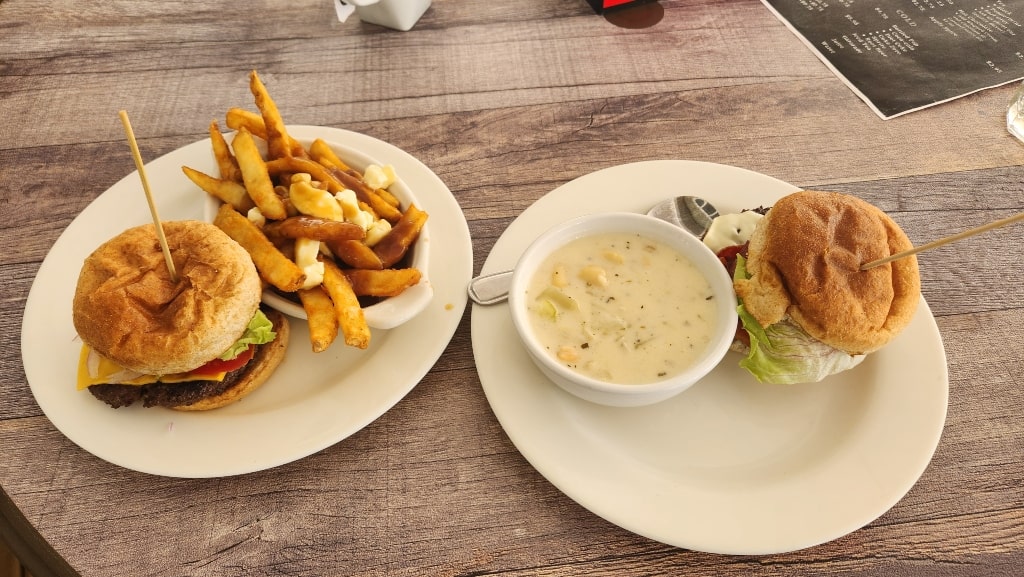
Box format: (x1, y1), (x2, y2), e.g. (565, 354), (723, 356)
(347, 0), (432, 31)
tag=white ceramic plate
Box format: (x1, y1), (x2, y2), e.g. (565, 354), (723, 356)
(22, 126), (471, 478)
(471, 160), (948, 554)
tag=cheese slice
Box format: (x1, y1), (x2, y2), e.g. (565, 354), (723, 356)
(76, 345), (227, 390)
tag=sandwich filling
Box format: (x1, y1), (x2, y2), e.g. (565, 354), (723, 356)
(76, 309), (277, 390)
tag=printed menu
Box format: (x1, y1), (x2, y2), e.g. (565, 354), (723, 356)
(760, 0), (1024, 118)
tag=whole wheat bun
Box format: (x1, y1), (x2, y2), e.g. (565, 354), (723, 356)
(73, 221), (262, 374)
(734, 190), (920, 355)
(174, 309), (289, 411)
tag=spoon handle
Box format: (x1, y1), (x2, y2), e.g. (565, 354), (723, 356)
(468, 270), (513, 305)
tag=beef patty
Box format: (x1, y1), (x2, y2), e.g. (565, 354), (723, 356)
(88, 365), (248, 409)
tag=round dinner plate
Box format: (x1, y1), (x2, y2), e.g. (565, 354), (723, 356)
(471, 160), (948, 554)
(21, 126), (471, 478)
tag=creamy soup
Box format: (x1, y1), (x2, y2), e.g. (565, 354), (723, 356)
(526, 232), (718, 384)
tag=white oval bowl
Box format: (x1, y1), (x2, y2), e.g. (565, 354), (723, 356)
(203, 138), (432, 330)
(507, 212), (738, 407)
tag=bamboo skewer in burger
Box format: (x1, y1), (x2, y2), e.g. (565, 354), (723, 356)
(861, 210), (1024, 269)
(118, 110), (179, 283)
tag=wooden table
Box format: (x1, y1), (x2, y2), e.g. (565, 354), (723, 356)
(3, 0), (1023, 575)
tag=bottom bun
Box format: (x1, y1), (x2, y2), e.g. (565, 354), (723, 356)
(173, 309), (290, 412)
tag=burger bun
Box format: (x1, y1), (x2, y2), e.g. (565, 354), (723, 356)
(734, 190), (920, 355)
(73, 221), (263, 375)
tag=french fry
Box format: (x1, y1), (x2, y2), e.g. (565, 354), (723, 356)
(321, 259), (371, 349)
(225, 106), (306, 157)
(309, 138), (351, 172)
(345, 269), (422, 297)
(326, 239), (384, 270)
(373, 204), (428, 268)
(209, 120), (242, 182)
(298, 285), (339, 353)
(225, 108), (267, 140)
(232, 127), (288, 220)
(182, 166), (254, 213)
(193, 70), (429, 352)
(264, 216), (365, 243)
(249, 70), (294, 161)
(266, 156), (343, 192)
(358, 200), (379, 220)
(213, 203), (306, 292)
(373, 186), (401, 209)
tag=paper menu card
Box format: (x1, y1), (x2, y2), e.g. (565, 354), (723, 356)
(761, 0), (1024, 118)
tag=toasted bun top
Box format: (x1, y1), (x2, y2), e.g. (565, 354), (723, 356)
(734, 190), (920, 354)
(73, 221), (262, 374)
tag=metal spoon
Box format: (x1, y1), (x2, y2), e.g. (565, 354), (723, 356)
(467, 196), (719, 305)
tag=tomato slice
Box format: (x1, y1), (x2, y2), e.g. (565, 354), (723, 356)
(716, 243), (748, 277)
(188, 346), (255, 377)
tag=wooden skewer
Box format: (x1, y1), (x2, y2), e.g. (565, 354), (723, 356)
(118, 110), (179, 283)
(862, 211), (1024, 270)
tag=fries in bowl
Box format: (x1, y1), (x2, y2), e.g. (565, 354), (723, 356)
(183, 70), (431, 353)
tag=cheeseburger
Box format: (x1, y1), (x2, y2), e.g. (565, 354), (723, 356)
(72, 221), (289, 410)
(715, 190), (920, 384)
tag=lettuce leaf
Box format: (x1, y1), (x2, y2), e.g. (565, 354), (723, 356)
(737, 307), (863, 384)
(733, 256), (863, 384)
(219, 309), (277, 360)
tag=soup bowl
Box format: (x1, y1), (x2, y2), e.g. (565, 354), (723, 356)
(507, 212), (738, 407)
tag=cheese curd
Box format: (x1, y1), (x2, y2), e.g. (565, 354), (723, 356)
(363, 164), (397, 190)
(526, 232), (719, 384)
(290, 179), (343, 221)
(364, 219), (392, 247)
(334, 189), (362, 221)
(246, 207), (266, 227)
(294, 237), (325, 289)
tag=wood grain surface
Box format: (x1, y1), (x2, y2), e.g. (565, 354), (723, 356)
(2, 0), (1023, 576)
